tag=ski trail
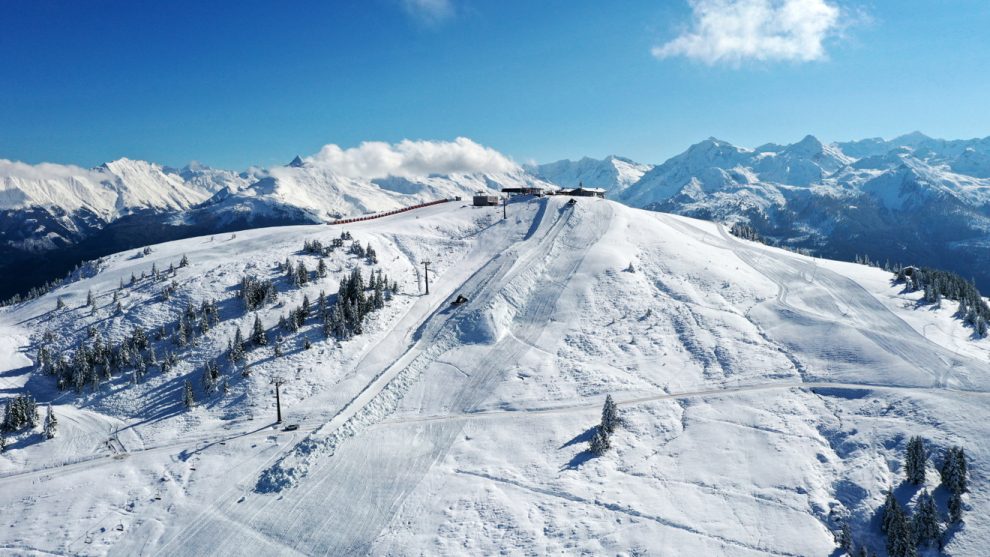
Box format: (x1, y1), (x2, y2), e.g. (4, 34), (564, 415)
(454, 468), (807, 557)
(181, 199), (614, 555)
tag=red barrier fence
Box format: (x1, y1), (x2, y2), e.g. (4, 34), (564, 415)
(327, 198), (455, 226)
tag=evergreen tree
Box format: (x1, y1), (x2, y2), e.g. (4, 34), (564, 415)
(881, 491), (899, 534)
(43, 404), (57, 439)
(179, 254), (189, 268)
(912, 490), (941, 548)
(230, 328), (246, 363)
(303, 338), (312, 350)
(601, 394), (619, 434)
(885, 500), (913, 557)
(940, 446), (968, 494)
(905, 436), (926, 485)
(0, 432), (5, 453)
(948, 491), (964, 524)
(183, 380), (195, 408)
(317, 258), (327, 278)
(86, 289), (94, 307)
(295, 261), (309, 286)
(252, 314), (267, 346)
(589, 426), (611, 455)
(56, 296), (66, 310)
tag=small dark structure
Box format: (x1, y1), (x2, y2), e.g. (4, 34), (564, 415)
(501, 186), (545, 196)
(451, 294), (469, 305)
(473, 194), (499, 206)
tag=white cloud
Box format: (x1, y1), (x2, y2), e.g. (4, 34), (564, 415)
(305, 138), (519, 180)
(400, 0), (454, 24)
(653, 0), (842, 65)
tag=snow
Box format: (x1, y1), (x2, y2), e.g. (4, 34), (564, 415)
(1, 198), (989, 555)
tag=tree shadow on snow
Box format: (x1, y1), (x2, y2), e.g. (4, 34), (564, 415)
(559, 425), (597, 449)
(559, 425), (599, 471)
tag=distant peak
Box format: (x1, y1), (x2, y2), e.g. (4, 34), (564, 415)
(288, 156), (305, 168)
(784, 134), (825, 154)
(892, 131), (932, 146)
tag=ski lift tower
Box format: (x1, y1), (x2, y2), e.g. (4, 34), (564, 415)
(422, 260), (432, 295)
(271, 374), (285, 423)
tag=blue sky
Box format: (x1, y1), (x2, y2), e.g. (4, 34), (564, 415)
(2, 0), (989, 169)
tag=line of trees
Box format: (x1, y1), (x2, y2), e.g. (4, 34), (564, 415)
(896, 266), (990, 336)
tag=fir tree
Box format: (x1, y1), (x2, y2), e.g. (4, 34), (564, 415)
(295, 261), (309, 286)
(303, 338), (312, 350)
(86, 289), (94, 307)
(252, 314), (267, 346)
(0, 432), (5, 453)
(601, 394), (619, 434)
(881, 490), (899, 534)
(948, 491), (964, 524)
(43, 404), (57, 439)
(179, 254), (190, 268)
(589, 426), (611, 455)
(912, 490), (941, 548)
(940, 446), (968, 494)
(905, 436), (926, 485)
(317, 258), (327, 278)
(56, 296), (66, 310)
(230, 328), (246, 363)
(183, 380), (196, 409)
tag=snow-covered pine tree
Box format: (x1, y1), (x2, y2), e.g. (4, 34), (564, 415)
(881, 491), (898, 534)
(252, 314), (267, 346)
(230, 328), (246, 363)
(303, 338), (312, 350)
(86, 289), (94, 307)
(940, 446), (968, 494)
(905, 436), (926, 485)
(56, 296), (66, 310)
(317, 258), (327, 278)
(589, 426), (611, 455)
(885, 500), (913, 557)
(912, 490), (940, 548)
(0, 431), (5, 452)
(183, 380), (195, 409)
(43, 404), (57, 439)
(948, 491), (963, 524)
(601, 394), (619, 434)
(295, 261), (309, 286)
(179, 254), (189, 268)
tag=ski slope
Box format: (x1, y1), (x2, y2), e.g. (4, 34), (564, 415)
(1, 197), (988, 556)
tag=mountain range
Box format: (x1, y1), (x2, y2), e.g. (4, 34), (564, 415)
(3, 131), (990, 300)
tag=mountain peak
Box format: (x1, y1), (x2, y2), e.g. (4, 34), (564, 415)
(892, 131), (932, 146)
(288, 156), (306, 168)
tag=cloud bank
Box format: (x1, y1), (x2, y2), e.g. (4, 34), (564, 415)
(653, 0), (842, 65)
(306, 138), (519, 180)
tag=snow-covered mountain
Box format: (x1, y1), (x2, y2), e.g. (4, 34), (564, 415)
(614, 133), (990, 288)
(527, 155), (653, 195)
(0, 145), (552, 301)
(1, 197), (987, 555)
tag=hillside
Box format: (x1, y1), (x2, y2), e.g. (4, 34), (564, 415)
(0, 197), (986, 555)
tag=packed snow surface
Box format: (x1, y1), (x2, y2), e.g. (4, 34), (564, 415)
(1, 197), (988, 556)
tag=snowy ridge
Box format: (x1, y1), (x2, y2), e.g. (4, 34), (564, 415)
(1, 197), (989, 555)
(528, 155), (653, 195)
